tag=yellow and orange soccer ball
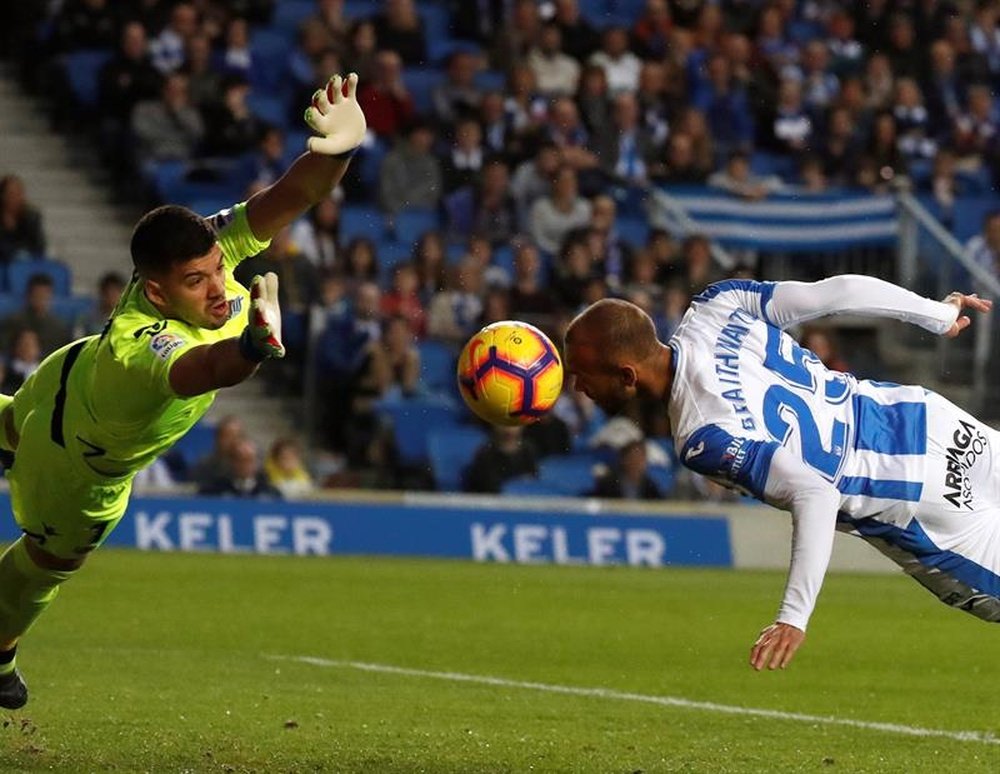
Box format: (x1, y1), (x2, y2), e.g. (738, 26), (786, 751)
(457, 321), (564, 426)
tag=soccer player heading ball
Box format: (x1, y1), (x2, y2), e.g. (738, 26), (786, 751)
(564, 277), (995, 670)
(0, 74), (367, 708)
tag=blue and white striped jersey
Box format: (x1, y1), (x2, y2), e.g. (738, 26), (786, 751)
(668, 277), (958, 528)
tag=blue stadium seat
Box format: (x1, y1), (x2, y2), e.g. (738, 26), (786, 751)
(341, 204), (388, 242)
(186, 197), (237, 217)
(249, 29), (292, 92)
(428, 38), (482, 65)
(538, 454), (599, 495)
(428, 425), (487, 490)
(149, 159), (189, 202)
(63, 49), (113, 110)
(401, 67), (443, 115)
(272, 0), (315, 32)
(616, 216), (649, 249)
(170, 421), (217, 479)
(0, 294), (22, 319)
(492, 244), (515, 276)
(393, 207), (440, 246)
(379, 396), (463, 466)
(501, 476), (563, 497)
(421, 5), (452, 42)
(7, 259), (71, 297)
(355, 137), (388, 193)
(417, 339), (457, 394)
(474, 69), (507, 93)
(248, 92), (290, 129)
(344, 0), (379, 20)
(647, 465), (676, 497)
(377, 240), (414, 283)
(952, 196), (1000, 243)
(50, 295), (95, 325)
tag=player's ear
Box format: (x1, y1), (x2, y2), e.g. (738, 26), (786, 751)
(144, 277), (168, 308)
(620, 365), (638, 388)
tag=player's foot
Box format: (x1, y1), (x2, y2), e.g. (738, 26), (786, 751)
(0, 669), (27, 709)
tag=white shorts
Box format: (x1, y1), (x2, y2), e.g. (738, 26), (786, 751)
(850, 391), (1000, 622)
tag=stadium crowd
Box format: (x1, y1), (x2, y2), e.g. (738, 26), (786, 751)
(3, 0), (1000, 497)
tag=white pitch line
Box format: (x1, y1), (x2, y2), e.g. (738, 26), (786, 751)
(268, 655), (1000, 746)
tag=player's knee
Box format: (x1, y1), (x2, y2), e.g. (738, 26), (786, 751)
(22, 539), (85, 573)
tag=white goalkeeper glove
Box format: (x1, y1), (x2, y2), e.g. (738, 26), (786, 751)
(239, 272), (285, 362)
(304, 72), (367, 157)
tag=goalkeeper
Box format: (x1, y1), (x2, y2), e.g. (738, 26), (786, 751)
(0, 73), (367, 709)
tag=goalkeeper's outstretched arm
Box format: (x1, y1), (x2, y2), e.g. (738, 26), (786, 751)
(245, 72), (367, 243)
(169, 273), (285, 397)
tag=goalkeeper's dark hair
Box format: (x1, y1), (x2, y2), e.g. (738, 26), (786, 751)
(130, 205), (216, 278)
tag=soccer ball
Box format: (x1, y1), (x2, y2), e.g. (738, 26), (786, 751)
(457, 321), (564, 426)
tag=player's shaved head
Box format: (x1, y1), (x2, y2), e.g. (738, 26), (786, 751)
(566, 298), (660, 366)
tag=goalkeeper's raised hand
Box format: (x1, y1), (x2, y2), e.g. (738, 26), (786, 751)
(239, 273), (285, 362)
(304, 73), (367, 157)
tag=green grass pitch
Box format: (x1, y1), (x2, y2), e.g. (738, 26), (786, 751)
(0, 549), (998, 772)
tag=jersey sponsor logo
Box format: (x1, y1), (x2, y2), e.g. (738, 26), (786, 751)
(228, 296), (243, 320)
(943, 419), (988, 510)
(149, 331), (186, 360)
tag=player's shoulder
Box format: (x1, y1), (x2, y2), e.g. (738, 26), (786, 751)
(105, 310), (192, 365)
(691, 279), (777, 308)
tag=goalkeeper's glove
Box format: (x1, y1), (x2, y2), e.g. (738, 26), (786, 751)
(239, 272), (285, 362)
(304, 72), (367, 157)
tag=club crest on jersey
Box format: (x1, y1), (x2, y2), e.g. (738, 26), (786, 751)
(227, 296), (243, 320)
(149, 331), (185, 360)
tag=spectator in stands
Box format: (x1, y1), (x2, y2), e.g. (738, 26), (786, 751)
(576, 64), (612, 146)
(445, 157), (517, 246)
(199, 438), (283, 499)
(887, 14), (922, 80)
(510, 141), (560, 229)
(653, 280), (689, 340)
(925, 40), (965, 141)
(235, 125), (287, 191)
(340, 237), (380, 290)
(798, 154), (829, 193)
(433, 50), (482, 126)
(826, 7), (865, 77)
(427, 259), (484, 343)
(130, 72), (205, 163)
(77, 270), (126, 336)
(893, 78), (936, 162)
(966, 210), (1000, 295)
(371, 0), (427, 65)
(547, 99), (596, 174)
(180, 32), (223, 110)
(652, 132), (710, 184)
(359, 50), (415, 139)
(265, 437), (315, 499)
(681, 234), (721, 294)
(589, 26), (641, 95)
(632, 0), (673, 59)
(442, 117), (486, 193)
(524, 399), (572, 458)
(291, 194), (341, 269)
(479, 91), (512, 157)
(767, 76), (814, 157)
(0, 175), (46, 264)
(755, 3), (798, 74)
(201, 74), (266, 157)
(0, 274), (71, 357)
(221, 17), (253, 80)
(316, 281), (385, 460)
(580, 194), (633, 286)
(553, 237), (596, 310)
(821, 106), (862, 186)
(149, 1), (198, 75)
(346, 18), (379, 83)
(928, 148), (961, 219)
(463, 425), (539, 494)
(1, 329), (41, 395)
(380, 262), (427, 338)
(190, 415), (246, 489)
(864, 111), (908, 187)
(708, 152), (783, 199)
(53, 0), (117, 53)
(645, 228), (682, 282)
(591, 439), (660, 500)
(289, 19), (338, 94)
(635, 60), (671, 147)
(379, 120), (443, 214)
(503, 63), (546, 139)
(674, 107), (716, 173)
(953, 83), (998, 163)
(800, 325), (850, 372)
(969, 0), (1000, 76)
(798, 40), (840, 112)
(509, 241), (555, 318)
(552, 0), (601, 62)
(528, 23), (581, 98)
(131, 457), (179, 494)
(372, 314), (421, 396)
(595, 92), (658, 185)
(490, 0), (542, 73)
(693, 53), (753, 160)
(99, 21), (163, 128)
(529, 165), (592, 255)
(307, 0), (350, 50)
(864, 52), (895, 112)
(412, 231), (448, 304)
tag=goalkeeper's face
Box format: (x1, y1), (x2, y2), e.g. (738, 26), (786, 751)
(147, 245), (231, 330)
